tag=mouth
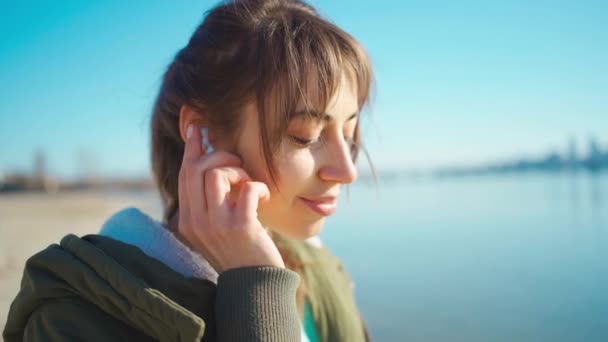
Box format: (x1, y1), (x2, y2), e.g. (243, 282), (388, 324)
(298, 196), (338, 216)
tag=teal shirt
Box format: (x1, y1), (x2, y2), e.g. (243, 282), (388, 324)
(303, 299), (320, 342)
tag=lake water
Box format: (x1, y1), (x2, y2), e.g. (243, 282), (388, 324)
(321, 172), (608, 341)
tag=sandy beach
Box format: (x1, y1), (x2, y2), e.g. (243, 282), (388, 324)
(0, 190), (162, 333)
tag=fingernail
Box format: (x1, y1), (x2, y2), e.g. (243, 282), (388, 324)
(186, 125), (194, 139)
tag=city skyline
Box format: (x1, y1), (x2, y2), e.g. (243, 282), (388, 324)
(432, 135), (608, 177)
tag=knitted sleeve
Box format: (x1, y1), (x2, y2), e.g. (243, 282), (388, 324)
(215, 266), (301, 341)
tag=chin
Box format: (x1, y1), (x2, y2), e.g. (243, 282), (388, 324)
(270, 220), (325, 240)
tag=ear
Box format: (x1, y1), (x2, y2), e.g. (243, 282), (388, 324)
(178, 104), (206, 143)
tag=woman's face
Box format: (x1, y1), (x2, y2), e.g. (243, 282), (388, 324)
(236, 77), (360, 239)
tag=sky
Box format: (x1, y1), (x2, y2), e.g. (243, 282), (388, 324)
(0, 0), (607, 180)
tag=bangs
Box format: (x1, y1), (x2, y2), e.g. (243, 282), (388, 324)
(253, 11), (373, 141)
(285, 20), (372, 121)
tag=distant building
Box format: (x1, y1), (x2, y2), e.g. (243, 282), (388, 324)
(0, 150), (59, 193)
(34, 149), (47, 180)
(584, 136), (603, 171)
(567, 137), (578, 169)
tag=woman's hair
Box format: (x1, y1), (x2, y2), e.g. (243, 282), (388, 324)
(150, 0), (374, 314)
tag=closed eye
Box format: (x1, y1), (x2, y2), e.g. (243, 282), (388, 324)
(289, 135), (319, 146)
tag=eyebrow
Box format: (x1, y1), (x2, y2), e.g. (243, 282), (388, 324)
(292, 110), (358, 123)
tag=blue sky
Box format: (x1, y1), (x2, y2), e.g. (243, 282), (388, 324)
(0, 0), (606, 180)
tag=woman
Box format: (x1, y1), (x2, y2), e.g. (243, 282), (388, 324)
(3, 0), (374, 340)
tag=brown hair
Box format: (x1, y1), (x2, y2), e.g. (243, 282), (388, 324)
(150, 0), (374, 315)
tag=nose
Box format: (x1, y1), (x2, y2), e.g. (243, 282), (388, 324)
(318, 137), (358, 184)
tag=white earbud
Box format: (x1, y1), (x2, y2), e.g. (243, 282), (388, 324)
(200, 127), (214, 153)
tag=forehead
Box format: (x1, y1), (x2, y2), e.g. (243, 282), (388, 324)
(295, 73), (359, 122)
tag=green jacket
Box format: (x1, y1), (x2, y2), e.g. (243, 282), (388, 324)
(3, 210), (368, 341)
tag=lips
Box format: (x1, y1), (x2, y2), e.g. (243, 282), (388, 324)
(299, 196), (338, 216)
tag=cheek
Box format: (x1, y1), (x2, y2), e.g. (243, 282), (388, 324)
(273, 149), (318, 189)
(241, 142), (318, 204)
(256, 149), (321, 231)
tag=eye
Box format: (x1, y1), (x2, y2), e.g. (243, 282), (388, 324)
(289, 135), (319, 146)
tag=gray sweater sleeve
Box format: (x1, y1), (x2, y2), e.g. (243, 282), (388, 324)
(215, 266), (301, 341)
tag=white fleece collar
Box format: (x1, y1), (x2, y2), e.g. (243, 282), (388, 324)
(99, 207), (219, 283)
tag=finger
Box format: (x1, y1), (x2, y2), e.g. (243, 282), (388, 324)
(178, 124), (200, 228)
(235, 181), (270, 222)
(186, 151), (243, 215)
(177, 165), (190, 229)
(182, 124), (202, 164)
(205, 167), (252, 217)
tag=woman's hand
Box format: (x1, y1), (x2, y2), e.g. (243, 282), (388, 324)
(176, 125), (285, 272)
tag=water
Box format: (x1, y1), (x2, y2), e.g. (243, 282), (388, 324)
(321, 172), (608, 341)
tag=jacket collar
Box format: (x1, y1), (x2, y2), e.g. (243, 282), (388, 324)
(99, 207), (219, 283)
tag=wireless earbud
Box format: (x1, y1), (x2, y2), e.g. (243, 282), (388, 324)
(200, 127), (215, 153)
